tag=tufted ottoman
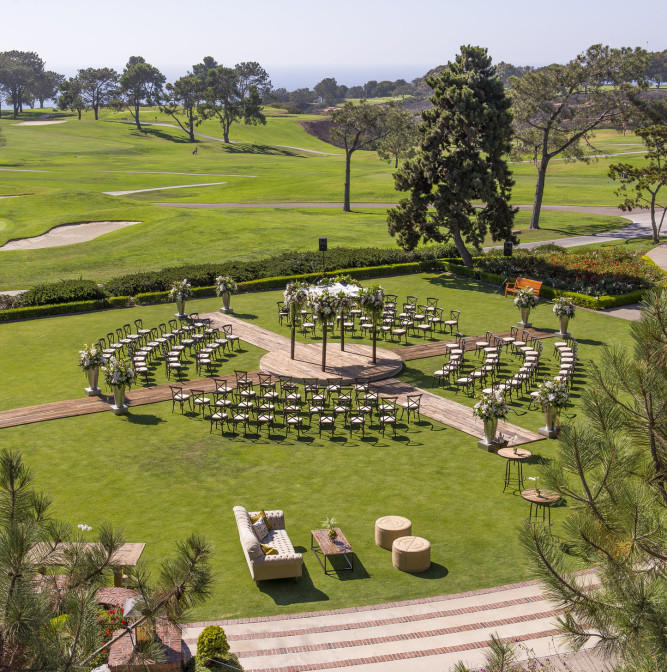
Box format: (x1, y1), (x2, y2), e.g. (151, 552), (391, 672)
(392, 536), (431, 573)
(375, 515), (412, 550)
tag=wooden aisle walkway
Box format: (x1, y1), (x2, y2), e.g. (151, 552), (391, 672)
(0, 317), (545, 444)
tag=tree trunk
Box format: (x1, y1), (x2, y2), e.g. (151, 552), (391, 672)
(452, 229), (474, 268)
(94, 104), (99, 121)
(650, 192), (660, 244)
(78, 109), (82, 120)
(39, 97), (45, 108)
(395, 156), (398, 169)
(188, 115), (195, 142)
(529, 159), (550, 230)
(343, 150), (352, 212)
(134, 102), (142, 131)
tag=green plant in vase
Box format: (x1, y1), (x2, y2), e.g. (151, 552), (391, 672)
(322, 516), (338, 539)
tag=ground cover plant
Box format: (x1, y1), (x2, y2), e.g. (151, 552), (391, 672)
(0, 271), (638, 622)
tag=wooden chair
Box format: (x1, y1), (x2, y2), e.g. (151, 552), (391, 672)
(169, 386), (191, 414)
(400, 394), (422, 422)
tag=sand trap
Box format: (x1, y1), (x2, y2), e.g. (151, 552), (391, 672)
(0, 221), (141, 251)
(13, 120), (69, 126)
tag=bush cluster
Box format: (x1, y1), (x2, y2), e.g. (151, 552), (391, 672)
(18, 279), (107, 307)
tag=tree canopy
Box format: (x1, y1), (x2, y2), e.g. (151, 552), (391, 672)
(77, 67), (119, 120)
(0, 50), (45, 118)
(118, 56), (166, 131)
(509, 44), (649, 229)
(387, 45), (516, 267)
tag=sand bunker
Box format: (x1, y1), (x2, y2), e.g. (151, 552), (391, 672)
(0, 221), (141, 251)
(14, 120), (69, 126)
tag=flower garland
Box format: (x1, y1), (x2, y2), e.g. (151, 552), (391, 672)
(102, 357), (136, 388)
(514, 287), (540, 309)
(79, 343), (105, 371)
(169, 278), (192, 302)
(215, 275), (238, 296)
(552, 296), (576, 318)
(534, 379), (569, 409)
(309, 289), (338, 322)
(472, 390), (509, 421)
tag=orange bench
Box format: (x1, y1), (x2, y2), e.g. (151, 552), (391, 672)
(505, 277), (542, 297)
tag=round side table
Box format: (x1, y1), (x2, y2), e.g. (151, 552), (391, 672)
(521, 489), (560, 525)
(497, 447), (531, 493)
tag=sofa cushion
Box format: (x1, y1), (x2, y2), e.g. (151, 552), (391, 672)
(264, 529), (295, 556)
(261, 543), (278, 556)
(250, 509), (273, 531)
(253, 517), (269, 541)
(240, 529), (263, 559)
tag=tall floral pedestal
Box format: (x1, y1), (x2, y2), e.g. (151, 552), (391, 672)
(84, 367), (101, 397)
(517, 307), (532, 328)
(557, 315), (570, 337)
(478, 417), (499, 451)
(175, 299), (187, 319)
(110, 385), (129, 415)
(538, 405), (558, 438)
(219, 291), (233, 313)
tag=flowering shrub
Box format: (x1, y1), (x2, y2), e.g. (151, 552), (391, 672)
(102, 357), (136, 388)
(78, 344), (105, 371)
(168, 278), (192, 302)
(534, 379), (569, 409)
(96, 606), (128, 659)
(472, 391), (509, 420)
(215, 275), (238, 296)
(513, 287), (540, 308)
(478, 248), (663, 296)
(553, 296), (576, 318)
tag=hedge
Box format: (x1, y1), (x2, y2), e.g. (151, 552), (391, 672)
(0, 299), (110, 322)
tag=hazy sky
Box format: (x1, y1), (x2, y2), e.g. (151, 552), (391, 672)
(3, 0), (665, 89)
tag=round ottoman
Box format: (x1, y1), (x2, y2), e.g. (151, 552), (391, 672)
(392, 536), (431, 573)
(375, 515), (412, 550)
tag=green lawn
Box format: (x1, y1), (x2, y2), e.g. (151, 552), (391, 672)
(0, 272), (635, 620)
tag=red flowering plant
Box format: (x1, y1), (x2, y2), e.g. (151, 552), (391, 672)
(478, 247), (663, 296)
(89, 606), (128, 664)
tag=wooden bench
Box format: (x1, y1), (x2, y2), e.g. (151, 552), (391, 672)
(505, 277), (542, 297)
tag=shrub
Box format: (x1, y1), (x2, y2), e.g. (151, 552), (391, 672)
(531, 242), (568, 254)
(19, 279), (107, 307)
(0, 299), (109, 322)
(196, 625), (230, 663)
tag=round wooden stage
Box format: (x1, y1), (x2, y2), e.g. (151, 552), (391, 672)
(259, 342), (403, 382)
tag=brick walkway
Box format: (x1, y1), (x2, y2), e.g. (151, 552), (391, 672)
(182, 576), (599, 670)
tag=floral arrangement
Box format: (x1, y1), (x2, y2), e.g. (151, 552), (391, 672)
(169, 278), (192, 302)
(309, 289), (338, 322)
(284, 281), (310, 312)
(78, 344), (105, 371)
(215, 275), (238, 296)
(478, 247), (662, 296)
(472, 390), (509, 421)
(102, 357), (136, 389)
(335, 290), (353, 314)
(528, 476), (541, 496)
(333, 274), (360, 286)
(359, 285), (385, 320)
(514, 287), (540, 309)
(534, 379), (569, 409)
(77, 523), (93, 532)
(552, 296), (576, 318)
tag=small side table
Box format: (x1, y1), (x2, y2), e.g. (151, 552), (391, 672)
(521, 489), (560, 525)
(498, 447), (531, 493)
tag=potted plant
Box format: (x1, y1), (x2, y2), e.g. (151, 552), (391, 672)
(79, 343), (105, 396)
(216, 275), (238, 313)
(169, 278), (192, 317)
(513, 287), (540, 327)
(322, 516), (339, 540)
(534, 379), (569, 438)
(553, 296), (576, 336)
(472, 390), (509, 450)
(284, 281), (310, 360)
(528, 476), (541, 497)
(102, 356), (136, 415)
(359, 284), (385, 364)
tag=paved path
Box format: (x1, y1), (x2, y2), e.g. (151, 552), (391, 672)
(181, 576), (599, 671)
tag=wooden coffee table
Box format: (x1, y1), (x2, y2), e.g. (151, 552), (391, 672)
(311, 528), (354, 575)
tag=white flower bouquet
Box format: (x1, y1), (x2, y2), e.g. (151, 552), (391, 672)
(78, 343), (105, 371)
(534, 379), (569, 409)
(552, 296), (576, 318)
(169, 278), (192, 302)
(215, 275), (238, 296)
(102, 357), (136, 388)
(309, 289), (338, 322)
(472, 390), (509, 420)
(359, 285), (385, 315)
(514, 287), (540, 308)
(284, 281), (310, 312)
(333, 274), (360, 286)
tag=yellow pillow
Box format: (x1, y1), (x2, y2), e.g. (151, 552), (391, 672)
(261, 543), (278, 556)
(250, 509), (272, 531)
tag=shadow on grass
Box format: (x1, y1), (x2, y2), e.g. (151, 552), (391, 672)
(231, 312), (258, 320)
(142, 127), (192, 143)
(220, 143), (299, 157)
(258, 562), (329, 605)
(124, 412), (167, 425)
(410, 561), (449, 580)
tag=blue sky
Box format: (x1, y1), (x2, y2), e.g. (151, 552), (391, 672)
(3, 0), (665, 88)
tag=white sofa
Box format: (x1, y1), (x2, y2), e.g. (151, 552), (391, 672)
(233, 506), (303, 583)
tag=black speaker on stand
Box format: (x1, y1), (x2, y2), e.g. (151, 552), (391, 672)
(319, 237), (328, 273)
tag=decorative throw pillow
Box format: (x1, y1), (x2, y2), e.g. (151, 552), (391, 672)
(250, 509), (272, 531)
(252, 517), (269, 541)
(261, 543), (278, 556)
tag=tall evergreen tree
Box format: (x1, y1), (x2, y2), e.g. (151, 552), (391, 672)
(77, 67), (119, 120)
(387, 45), (516, 267)
(118, 56), (165, 132)
(521, 289), (667, 669)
